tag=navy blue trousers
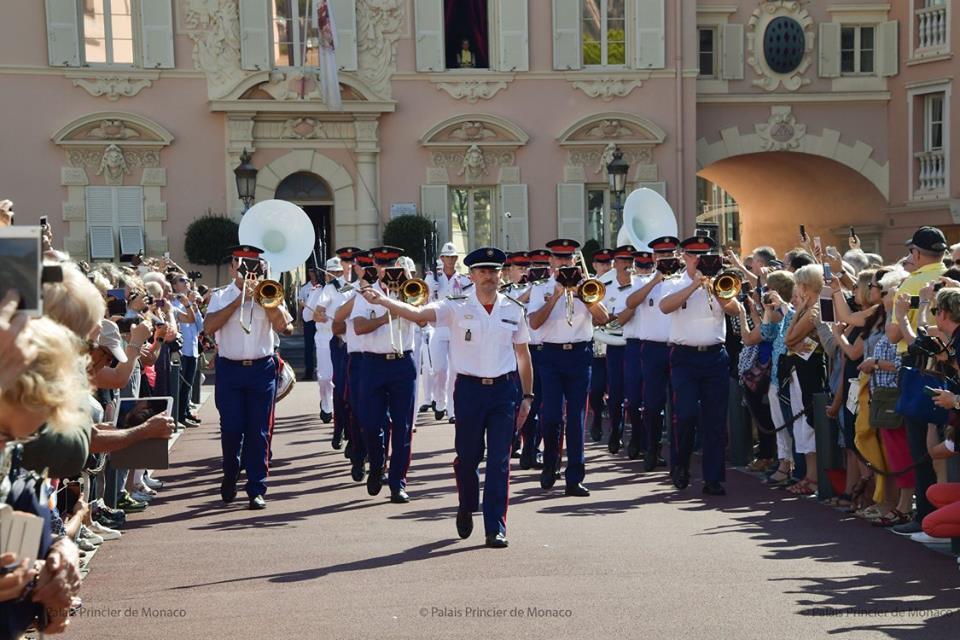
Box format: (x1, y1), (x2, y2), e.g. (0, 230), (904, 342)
(330, 336), (348, 440)
(589, 355), (607, 429)
(346, 353), (367, 466)
(605, 344), (626, 435)
(357, 353), (416, 492)
(641, 340), (672, 458)
(215, 356), (276, 498)
(624, 339), (645, 446)
(669, 346), (729, 484)
(453, 375), (517, 536)
(540, 342), (592, 487)
(177, 355), (198, 423)
(520, 345), (543, 458)
(303, 320), (316, 376)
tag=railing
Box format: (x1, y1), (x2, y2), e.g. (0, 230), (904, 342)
(916, 5), (949, 52)
(915, 149), (946, 195)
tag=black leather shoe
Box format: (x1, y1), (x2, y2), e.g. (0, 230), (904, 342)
(519, 451), (533, 470)
(627, 440), (641, 460)
(367, 471), (383, 496)
(564, 483), (591, 497)
(320, 411), (333, 424)
(343, 440), (353, 459)
(434, 409), (446, 421)
(390, 489), (410, 503)
(484, 533), (509, 549)
(589, 423), (602, 442)
(331, 433), (343, 450)
(249, 495), (266, 510)
(532, 452), (544, 469)
(643, 452), (658, 472)
(350, 461), (365, 482)
(702, 482), (726, 496)
(220, 478), (237, 504)
(456, 509), (473, 539)
(608, 427), (622, 454)
(448, 416), (456, 424)
(419, 404), (431, 413)
(540, 468), (556, 490)
(673, 467), (690, 490)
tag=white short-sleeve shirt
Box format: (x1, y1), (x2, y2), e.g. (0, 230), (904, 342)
(664, 272), (726, 347)
(433, 291), (529, 378)
(623, 275), (672, 342)
(527, 277), (595, 344)
(426, 271), (472, 341)
(350, 282), (416, 354)
(299, 282), (322, 322)
(207, 283), (277, 360)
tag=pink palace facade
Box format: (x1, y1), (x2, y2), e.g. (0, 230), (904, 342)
(0, 0), (957, 276)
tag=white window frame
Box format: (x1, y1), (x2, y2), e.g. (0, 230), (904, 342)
(697, 25), (718, 79)
(582, 0), (627, 68)
(840, 24), (877, 76)
(81, 0), (139, 67)
(585, 185), (612, 247)
(449, 186), (499, 253)
(695, 6), (738, 94)
(907, 81), (951, 200)
(271, 0), (312, 70)
(925, 92), (945, 151)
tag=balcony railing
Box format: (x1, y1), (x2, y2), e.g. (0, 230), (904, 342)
(915, 149), (947, 196)
(916, 5), (949, 52)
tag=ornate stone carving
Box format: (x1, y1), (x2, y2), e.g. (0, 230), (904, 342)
(354, 120), (379, 142)
(585, 120), (632, 140)
(449, 122), (497, 142)
(125, 150), (161, 169)
(571, 78), (642, 101)
(86, 120), (141, 140)
(755, 106), (807, 151)
(68, 148), (160, 173)
(73, 77), (152, 101)
(281, 117), (323, 140)
(182, 0), (244, 99)
(356, 0), (404, 100)
(746, 1), (815, 91)
(253, 120), (353, 141)
(435, 80), (508, 103)
(567, 146), (654, 178)
(97, 144), (129, 186)
(458, 145), (487, 180)
(431, 149), (515, 175)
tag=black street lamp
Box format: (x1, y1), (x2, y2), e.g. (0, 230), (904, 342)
(606, 146), (629, 238)
(234, 148), (258, 212)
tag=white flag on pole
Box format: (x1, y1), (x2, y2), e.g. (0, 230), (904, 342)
(313, 0), (342, 110)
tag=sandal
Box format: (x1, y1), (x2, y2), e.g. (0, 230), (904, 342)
(873, 509), (912, 527)
(765, 469), (792, 486)
(787, 478), (818, 496)
(828, 493), (853, 508)
(849, 475), (873, 507)
(854, 505), (883, 520)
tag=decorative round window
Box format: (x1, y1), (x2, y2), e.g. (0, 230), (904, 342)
(763, 17), (805, 74)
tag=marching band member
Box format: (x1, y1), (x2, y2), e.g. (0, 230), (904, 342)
(599, 245), (636, 454)
(588, 248), (614, 443)
(298, 269), (322, 380)
(350, 246), (417, 503)
(305, 257), (345, 440)
(518, 249), (551, 470)
(425, 242), (472, 423)
(620, 243), (674, 466)
(336, 246), (362, 285)
(360, 247), (533, 548)
(528, 239), (610, 496)
(204, 244), (294, 510)
(658, 236), (739, 495)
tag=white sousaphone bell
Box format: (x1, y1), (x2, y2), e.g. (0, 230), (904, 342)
(238, 199), (317, 403)
(595, 188), (679, 348)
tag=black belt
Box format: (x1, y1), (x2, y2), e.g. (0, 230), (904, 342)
(363, 350), (412, 360)
(641, 339), (669, 347)
(542, 341), (591, 351)
(671, 343), (724, 353)
(220, 355), (274, 366)
(457, 373), (513, 386)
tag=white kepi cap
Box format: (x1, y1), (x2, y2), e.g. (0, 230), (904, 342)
(440, 242), (458, 257)
(325, 257), (344, 272)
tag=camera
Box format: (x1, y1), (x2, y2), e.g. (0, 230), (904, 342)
(763, 292), (775, 305)
(934, 282), (945, 293)
(908, 327), (945, 360)
(187, 270), (202, 280)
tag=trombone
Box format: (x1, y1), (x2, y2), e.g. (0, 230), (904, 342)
(239, 274), (285, 334)
(382, 273), (430, 354)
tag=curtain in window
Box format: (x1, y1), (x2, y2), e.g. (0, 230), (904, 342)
(444, 0), (488, 69)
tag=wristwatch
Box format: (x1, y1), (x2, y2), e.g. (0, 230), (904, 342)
(522, 393), (535, 401)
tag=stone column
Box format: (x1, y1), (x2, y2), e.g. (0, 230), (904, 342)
(354, 118), (381, 246)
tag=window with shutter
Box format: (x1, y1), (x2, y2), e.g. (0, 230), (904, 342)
(553, 0), (582, 70)
(497, 0), (528, 72)
(330, 0), (358, 71)
(240, 0), (271, 70)
(45, 0), (82, 67)
(85, 186), (143, 260)
(117, 187), (145, 255)
(721, 24), (744, 80)
(634, 0), (665, 69)
(420, 185), (450, 245)
(81, 0), (135, 65)
(556, 183), (586, 244)
(818, 22), (841, 78)
(499, 184), (529, 251)
(140, 0), (175, 68)
(583, 0), (626, 66)
(415, 0), (446, 71)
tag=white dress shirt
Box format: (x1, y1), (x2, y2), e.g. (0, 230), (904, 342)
(350, 282), (415, 354)
(340, 291), (365, 354)
(299, 282), (322, 322)
(207, 283), (278, 360)
(623, 275), (672, 342)
(602, 273), (637, 317)
(432, 290), (529, 378)
(306, 281), (342, 338)
(664, 272), (726, 347)
(527, 276), (595, 344)
(426, 270), (472, 341)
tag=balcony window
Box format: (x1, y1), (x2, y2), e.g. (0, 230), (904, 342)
(444, 0), (490, 70)
(82, 0), (135, 65)
(583, 0), (626, 66)
(272, 0), (320, 68)
(915, 0), (948, 53)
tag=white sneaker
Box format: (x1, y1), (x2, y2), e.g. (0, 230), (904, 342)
(76, 536), (97, 552)
(910, 531), (950, 545)
(130, 490), (154, 503)
(88, 521), (121, 540)
(141, 473), (164, 490)
(137, 484), (158, 497)
(79, 524), (103, 545)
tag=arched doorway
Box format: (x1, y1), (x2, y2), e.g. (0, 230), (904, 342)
(275, 171), (334, 269)
(698, 152), (889, 257)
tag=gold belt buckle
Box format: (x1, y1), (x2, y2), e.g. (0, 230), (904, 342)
(697, 346), (709, 352)
(385, 353), (397, 360)
(242, 359), (253, 366)
(562, 343), (573, 351)
(481, 378), (494, 385)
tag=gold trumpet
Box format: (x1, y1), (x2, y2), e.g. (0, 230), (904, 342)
(399, 278), (430, 306)
(710, 269), (742, 301)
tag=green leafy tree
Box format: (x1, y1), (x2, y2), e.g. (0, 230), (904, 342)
(383, 215), (435, 272)
(184, 212), (239, 285)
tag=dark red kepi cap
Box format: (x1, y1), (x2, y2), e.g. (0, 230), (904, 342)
(592, 248), (614, 263)
(336, 246), (362, 260)
(648, 236), (680, 253)
(506, 251), (530, 267)
(546, 238), (580, 256)
(633, 251), (655, 267)
(368, 245), (404, 264)
(528, 249), (552, 265)
(226, 244), (264, 259)
(354, 250), (374, 266)
(679, 235), (716, 255)
(613, 245), (636, 260)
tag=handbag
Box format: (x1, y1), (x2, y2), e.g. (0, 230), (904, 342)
(742, 359), (771, 394)
(895, 366), (958, 425)
(868, 386), (902, 429)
